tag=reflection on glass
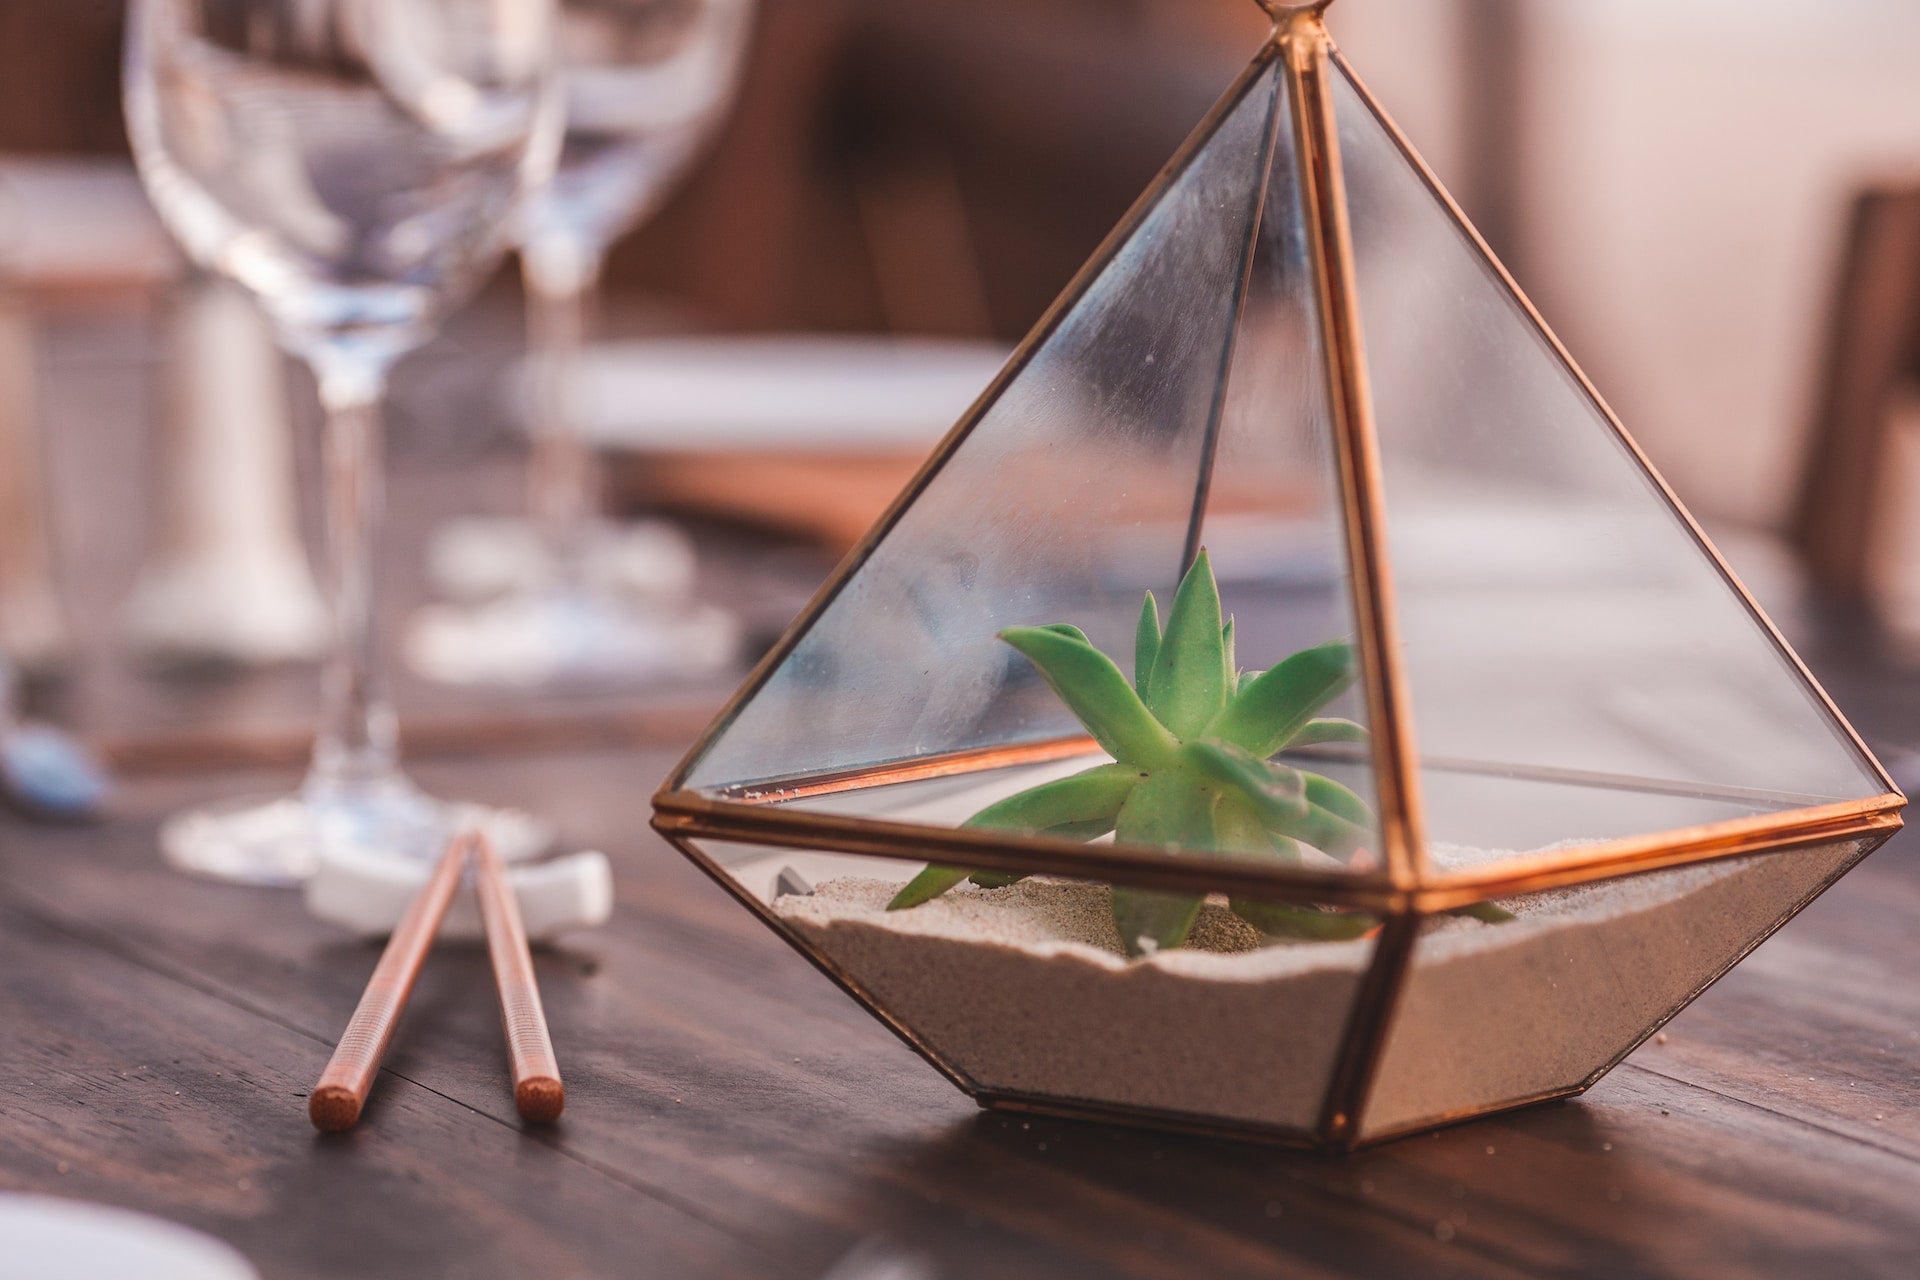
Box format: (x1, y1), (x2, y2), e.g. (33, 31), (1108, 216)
(1331, 62), (1886, 864)
(125, 0), (561, 883)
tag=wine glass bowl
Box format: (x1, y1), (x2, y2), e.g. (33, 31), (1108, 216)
(125, 0), (562, 884)
(127, 0), (558, 365)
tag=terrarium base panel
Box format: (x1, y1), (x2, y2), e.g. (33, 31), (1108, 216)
(769, 835), (1882, 1142)
(1360, 833), (1882, 1139)
(778, 877), (1368, 1133)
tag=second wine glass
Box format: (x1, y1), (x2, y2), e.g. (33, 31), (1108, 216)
(406, 0), (754, 688)
(125, 0), (564, 883)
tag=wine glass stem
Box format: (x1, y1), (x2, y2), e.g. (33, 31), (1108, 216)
(308, 353), (400, 801)
(523, 237), (606, 581)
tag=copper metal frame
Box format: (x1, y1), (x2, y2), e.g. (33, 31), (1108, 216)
(651, 1), (1905, 1149)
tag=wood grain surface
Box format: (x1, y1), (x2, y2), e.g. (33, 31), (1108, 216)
(3, 735), (1916, 1280)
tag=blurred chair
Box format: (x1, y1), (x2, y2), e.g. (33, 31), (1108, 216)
(1792, 186), (1920, 638)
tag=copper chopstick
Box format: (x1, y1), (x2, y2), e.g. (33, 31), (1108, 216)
(309, 833), (472, 1132)
(471, 830), (565, 1123)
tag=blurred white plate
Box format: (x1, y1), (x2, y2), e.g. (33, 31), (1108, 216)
(548, 335), (1010, 454)
(0, 1195), (257, 1280)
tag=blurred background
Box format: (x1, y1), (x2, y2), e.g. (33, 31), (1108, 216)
(5, 0), (1920, 763)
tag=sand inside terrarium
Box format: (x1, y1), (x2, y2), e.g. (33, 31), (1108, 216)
(772, 838), (1864, 1135)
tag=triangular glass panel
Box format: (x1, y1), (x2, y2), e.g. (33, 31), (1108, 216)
(1328, 60), (1891, 874)
(680, 53), (1388, 885)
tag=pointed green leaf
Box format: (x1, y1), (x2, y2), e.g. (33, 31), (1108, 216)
(1134, 592), (1160, 692)
(1114, 768), (1214, 853)
(1229, 898), (1377, 940)
(1039, 623), (1090, 644)
(1303, 772), (1371, 825)
(1286, 718), (1369, 749)
(1450, 901), (1516, 924)
(1186, 740), (1309, 828)
(1221, 617), (1237, 693)
(1000, 628), (1177, 767)
(967, 870), (1030, 889)
(1144, 550), (1228, 737)
(1212, 789), (1276, 857)
(1268, 801), (1373, 862)
(888, 865), (970, 909)
(1106, 769), (1216, 955)
(962, 761), (1141, 834)
(1207, 639), (1356, 757)
(1110, 888), (1205, 957)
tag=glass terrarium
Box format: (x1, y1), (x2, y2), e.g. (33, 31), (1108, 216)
(652, 0), (1903, 1149)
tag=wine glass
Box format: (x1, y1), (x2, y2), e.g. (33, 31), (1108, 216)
(125, 0), (563, 884)
(404, 0), (752, 688)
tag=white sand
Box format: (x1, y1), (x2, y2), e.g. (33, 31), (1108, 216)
(774, 836), (1870, 1135)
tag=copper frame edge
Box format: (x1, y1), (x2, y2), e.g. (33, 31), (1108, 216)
(652, 787), (1899, 912)
(976, 1091), (1325, 1154)
(1314, 908), (1419, 1146)
(652, 48), (1285, 803)
(657, 828), (988, 1101)
(1327, 48), (1903, 805)
(651, 797), (1399, 910)
(1279, 14), (1428, 898)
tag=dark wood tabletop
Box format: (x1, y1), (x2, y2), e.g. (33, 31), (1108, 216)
(5, 306), (1919, 1279)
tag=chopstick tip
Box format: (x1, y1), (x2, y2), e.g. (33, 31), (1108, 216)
(515, 1076), (565, 1124)
(309, 1085), (362, 1132)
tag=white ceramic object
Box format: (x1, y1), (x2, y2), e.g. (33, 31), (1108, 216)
(123, 276), (327, 666)
(0, 1195), (258, 1280)
(304, 843), (613, 940)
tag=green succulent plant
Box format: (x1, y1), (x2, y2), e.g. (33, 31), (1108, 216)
(887, 550), (1510, 956)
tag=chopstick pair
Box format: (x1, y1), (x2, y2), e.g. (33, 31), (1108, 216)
(308, 830), (564, 1132)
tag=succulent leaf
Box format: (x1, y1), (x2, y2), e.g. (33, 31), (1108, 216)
(888, 865), (970, 909)
(967, 870), (1029, 889)
(1269, 799), (1372, 862)
(1303, 772), (1371, 826)
(1212, 789), (1279, 857)
(1000, 628), (1177, 767)
(1039, 623), (1090, 645)
(1221, 618), (1237, 694)
(1109, 888), (1205, 957)
(1144, 550), (1228, 737)
(1228, 898), (1377, 940)
(1286, 717), (1369, 748)
(1134, 593), (1161, 692)
(1208, 639), (1356, 757)
(1186, 740), (1309, 828)
(961, 761), (1141, 834)
(1107, 770), (1216, 953)
(1451, 901), (1517, 924)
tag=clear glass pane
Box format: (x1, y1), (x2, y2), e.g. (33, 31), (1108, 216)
(1332, 62), (1888, 871)
(684, 56), (1386, 883)
(1359, 836), (1880, 1140)
(684, 833), (1374, 1135)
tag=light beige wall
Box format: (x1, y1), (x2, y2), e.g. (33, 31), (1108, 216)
(1516, 0), (1920, 529)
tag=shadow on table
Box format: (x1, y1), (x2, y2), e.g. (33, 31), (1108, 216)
(829, 1097), (1664, 1279)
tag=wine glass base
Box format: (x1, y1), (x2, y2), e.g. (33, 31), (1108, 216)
(425, 516), (697, 604)
(160, 787), (552, 888)
(405, 589), (740, 688)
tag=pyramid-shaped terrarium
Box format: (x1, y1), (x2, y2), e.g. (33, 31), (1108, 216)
(653, 0), (1903, 1150)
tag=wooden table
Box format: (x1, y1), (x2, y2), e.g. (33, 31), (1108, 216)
(4, 716), (1917, 1279)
